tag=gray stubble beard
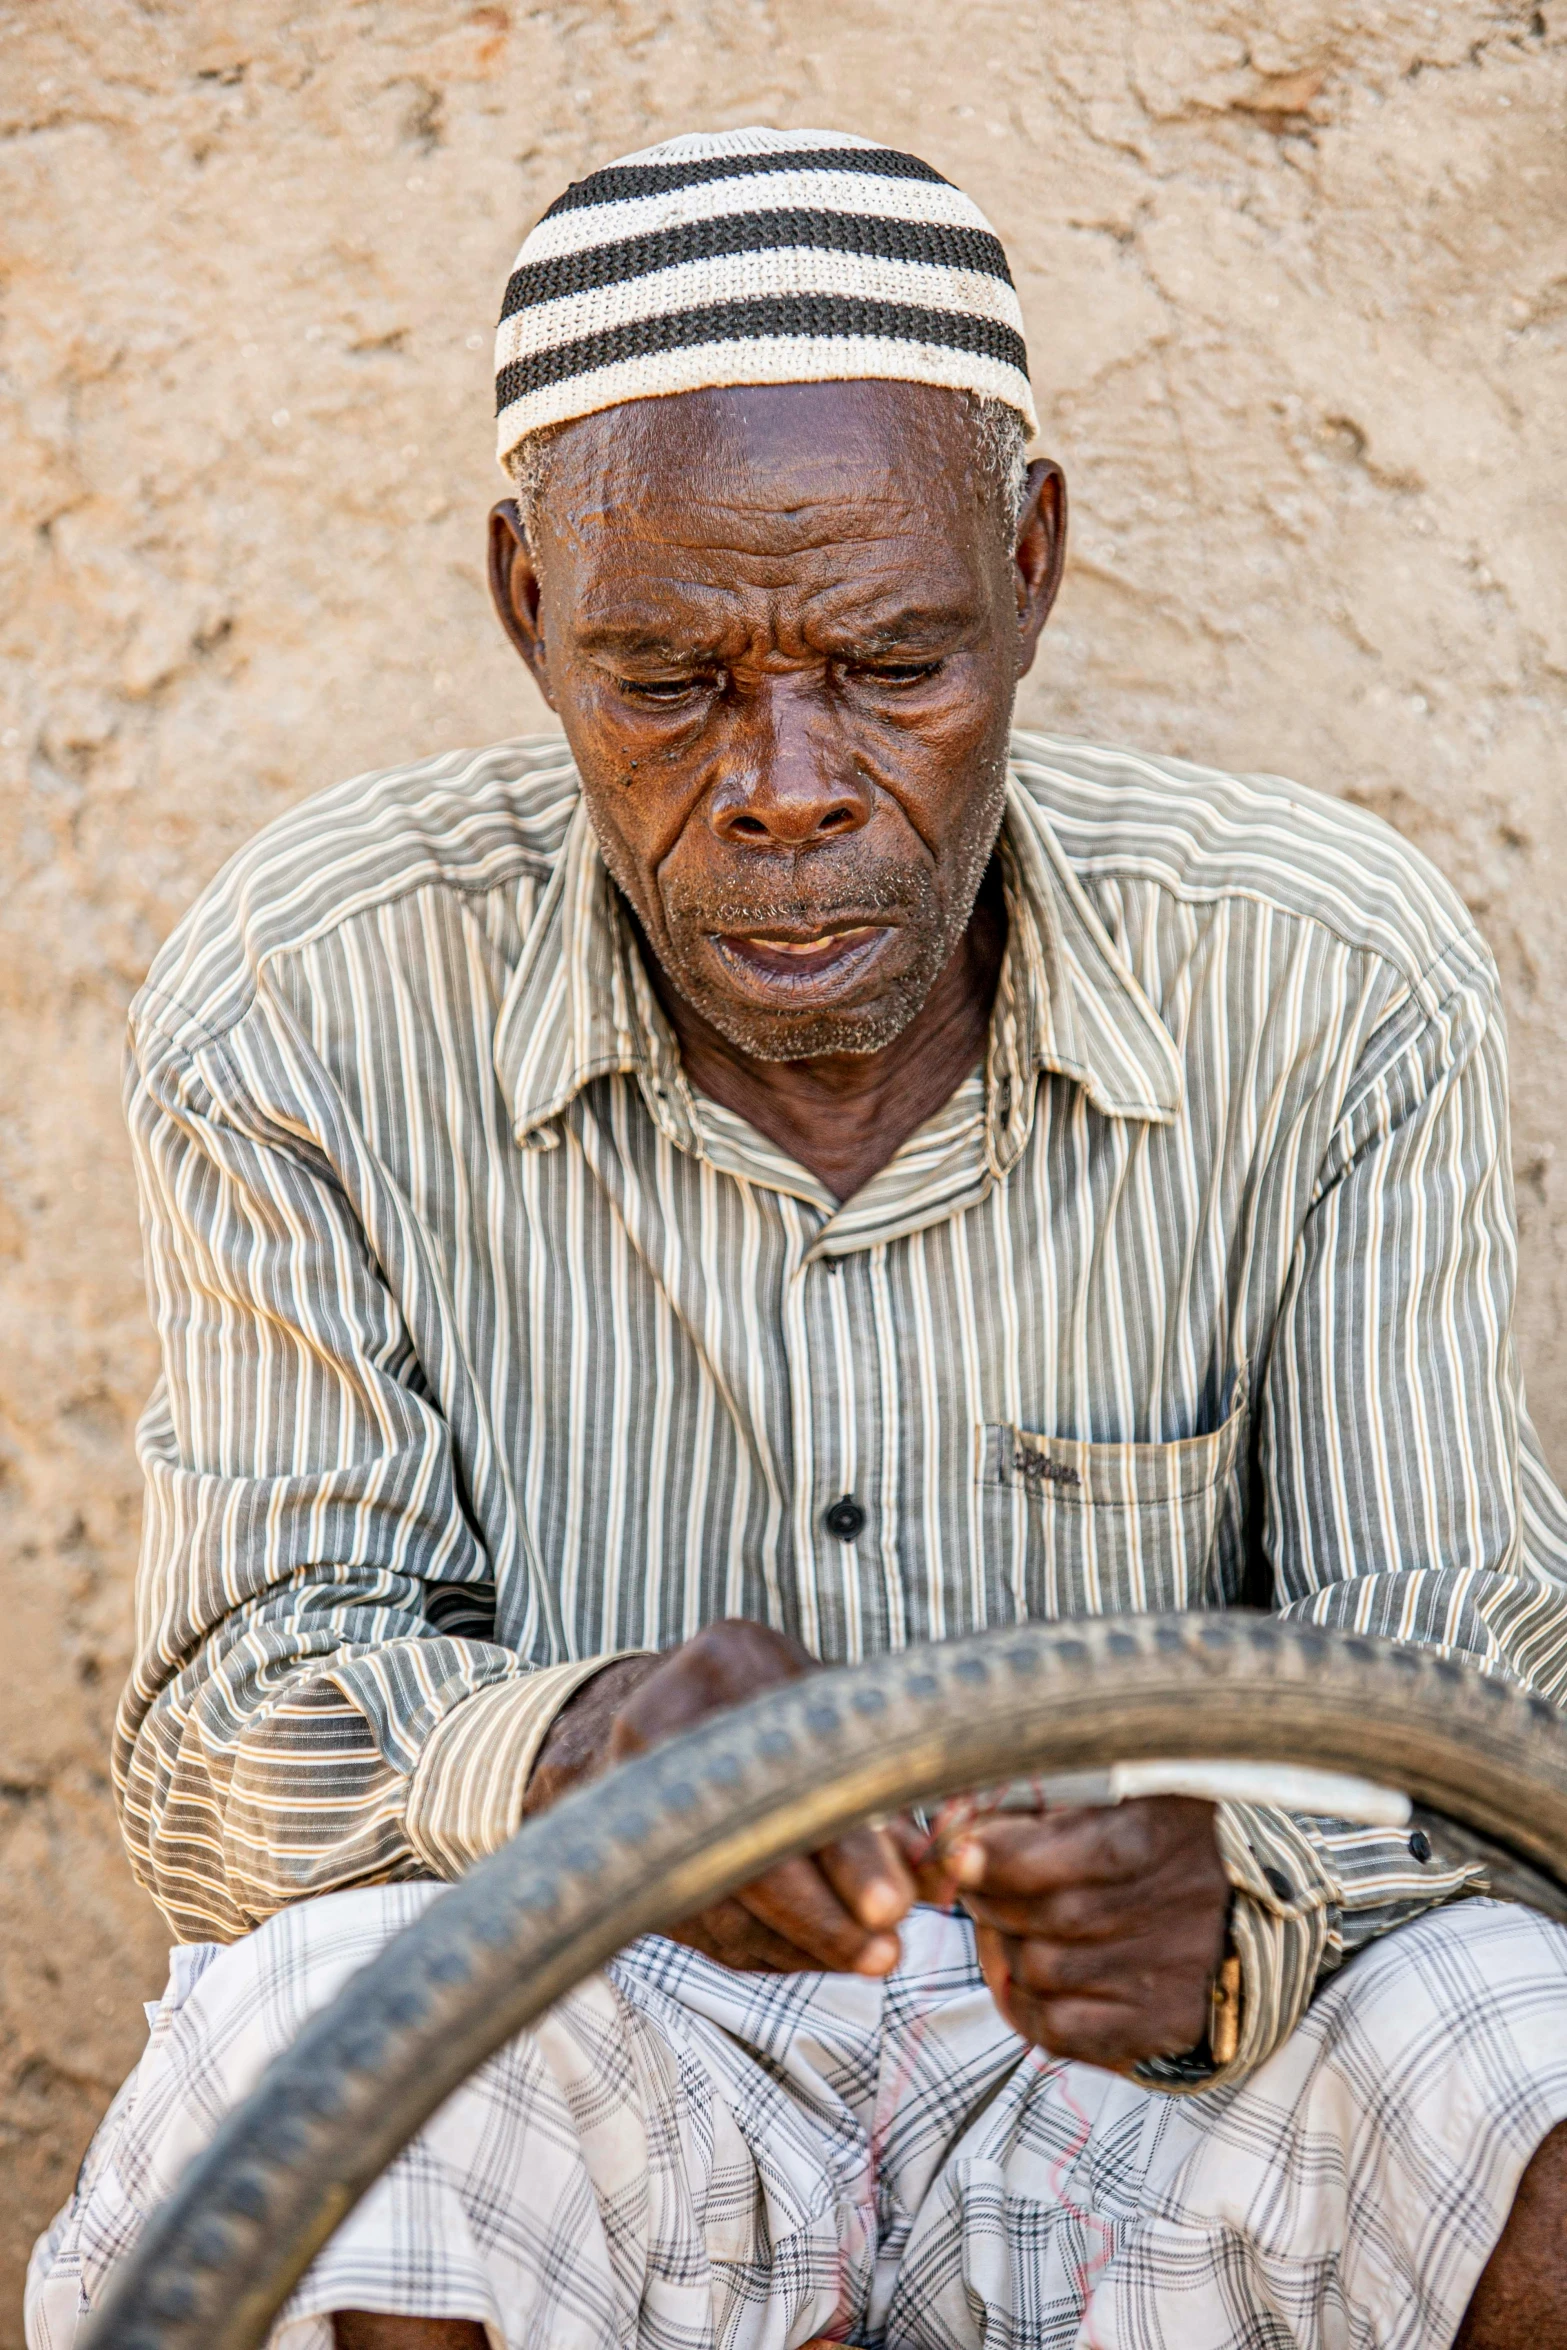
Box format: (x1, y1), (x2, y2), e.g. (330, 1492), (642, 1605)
(588, 756), (1010, 1065)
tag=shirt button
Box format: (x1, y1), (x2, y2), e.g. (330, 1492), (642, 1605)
(824, 1495), (866, 1542)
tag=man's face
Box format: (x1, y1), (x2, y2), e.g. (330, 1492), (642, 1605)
(490, 381), (1065, 1061)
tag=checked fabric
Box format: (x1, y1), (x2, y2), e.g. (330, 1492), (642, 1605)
(29, 1893), (1567, 2347)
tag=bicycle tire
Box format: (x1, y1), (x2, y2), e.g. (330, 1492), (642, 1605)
(83, 1613), (1567, 2350)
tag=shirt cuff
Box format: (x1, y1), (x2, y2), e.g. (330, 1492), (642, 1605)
(405, 1654), (643, 1877)
(1212, 1802), (1338, 2083)
(1133, 1801), (1335, 2096)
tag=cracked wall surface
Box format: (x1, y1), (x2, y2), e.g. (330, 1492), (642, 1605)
(1, 0), (1564, 2322)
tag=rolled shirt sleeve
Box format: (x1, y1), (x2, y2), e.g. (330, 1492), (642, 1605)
(404, 1660), (635, 1878)
(118, 994), (631, 1941)
(1187, 944), (1567, 2086)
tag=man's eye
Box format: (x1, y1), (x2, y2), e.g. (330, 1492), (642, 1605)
(856, 661), (941, 686)
(620, 676), (706, 702)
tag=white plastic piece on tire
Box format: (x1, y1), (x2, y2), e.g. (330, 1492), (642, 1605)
(1109, 1760), (1411, 1821)
(982, 1762), (1411, 1824)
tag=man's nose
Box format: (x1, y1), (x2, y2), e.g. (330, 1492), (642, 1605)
(708, 679), (872, 850)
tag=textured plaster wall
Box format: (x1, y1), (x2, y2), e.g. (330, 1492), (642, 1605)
(1, 0), (1564, 2323)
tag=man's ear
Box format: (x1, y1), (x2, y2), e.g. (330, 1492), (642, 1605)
(488, 501), (555, 706)
(1013, 459), (1068, 679)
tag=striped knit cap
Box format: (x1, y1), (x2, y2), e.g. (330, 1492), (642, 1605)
(495, 125), (1036, 469)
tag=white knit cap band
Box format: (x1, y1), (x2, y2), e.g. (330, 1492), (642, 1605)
(495, 125), (1037, 469)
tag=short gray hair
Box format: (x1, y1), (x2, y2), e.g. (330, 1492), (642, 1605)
(504, 392), (1030, 548)
(969, 394), (1030, 537)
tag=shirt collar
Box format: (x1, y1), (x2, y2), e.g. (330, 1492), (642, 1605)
(991, 775), (1184, 1158)
(494, 760), (1184, 1162)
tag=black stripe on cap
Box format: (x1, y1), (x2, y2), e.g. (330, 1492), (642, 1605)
(496, 293), (1027, 410)
(541, 147), (950, 220)
(502, 209), (1012, 319)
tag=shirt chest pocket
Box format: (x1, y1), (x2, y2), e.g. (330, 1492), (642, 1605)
(976, 1376), (1250, 1622)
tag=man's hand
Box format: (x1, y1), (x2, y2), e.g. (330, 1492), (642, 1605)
(949, 1797), (1231, 2070)
(525, 1619), (947, 1976)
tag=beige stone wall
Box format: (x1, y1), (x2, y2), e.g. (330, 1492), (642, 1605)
(1, 0), (1564, 2322)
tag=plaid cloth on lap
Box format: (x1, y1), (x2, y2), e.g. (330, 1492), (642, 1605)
(29, 1892), (1567, 2349)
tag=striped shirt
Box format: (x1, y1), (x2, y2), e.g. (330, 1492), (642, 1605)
(118, 728), (1567, 2085)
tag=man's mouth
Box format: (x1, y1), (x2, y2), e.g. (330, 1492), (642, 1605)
(710, 923), (886, 982)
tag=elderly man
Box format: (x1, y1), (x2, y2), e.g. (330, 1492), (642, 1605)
(28, 127), (1567, 2350)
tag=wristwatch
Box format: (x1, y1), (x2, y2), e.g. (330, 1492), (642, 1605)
(1208, 1944), (1243, 2067)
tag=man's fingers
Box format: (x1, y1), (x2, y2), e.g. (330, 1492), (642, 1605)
(999, 1929), (1178, 2001)
(953, 1798), (1217, 1895)
(671, 1812), (915, 1979)
(739, 1854), (904, 1975)
(951, 1809), (1132, 1893)
(1000, 1989), (1174, 2070)
(973, 1923), (1213, 2064)
(815, 1824), (916, 1932)
(673, 1897), (827, 1973)
(607, 1619), (815, 1760)
(950, 1800), (1229, 2067)
(959, 1862), (1195, 1943)
(884, 1813), (970, 1907)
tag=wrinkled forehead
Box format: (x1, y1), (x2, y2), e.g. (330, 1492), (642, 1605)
(541, 379), (993, 531)
(534, 386), (1007, 653)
